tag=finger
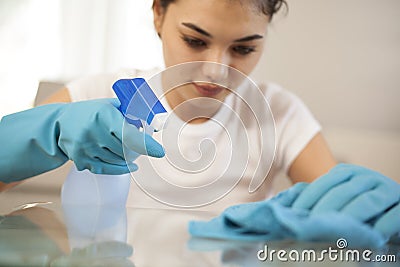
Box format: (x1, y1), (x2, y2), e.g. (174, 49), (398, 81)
(92, 102), (126, 157)
(122, 123), (165, 158)
(272, 182), (309, 207)
(75, 159), (137, 175)
(83, 145), (125, 166)
(310, 175), (378, 214)
(292, 164), (353, 210)
(373, 203), (400, 239)
(340, 183), (400, 222)
(98, 132), (125, 159)
(102, 104), (165, 158)
(89, 162), (138, 175)
(106, 98), (122, 109)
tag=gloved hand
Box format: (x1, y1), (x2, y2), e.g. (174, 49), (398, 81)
(292, 163), (400, 240)
(0, 98), (165, 183)
(373, 202), (400, 243)
(189, 164), (400, 247)
(189, 180), (392, 248)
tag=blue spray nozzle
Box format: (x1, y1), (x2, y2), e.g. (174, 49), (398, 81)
(112, 78), (167, 131)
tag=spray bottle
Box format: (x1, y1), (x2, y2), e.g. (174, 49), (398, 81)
(61, 78), (167, 248)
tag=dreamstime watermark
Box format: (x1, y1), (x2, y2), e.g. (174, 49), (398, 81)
(257, 238), (398, 263)
(123, 62), (276, 208)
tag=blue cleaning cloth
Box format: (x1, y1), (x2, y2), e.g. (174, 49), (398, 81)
(189, 164), (400, 248)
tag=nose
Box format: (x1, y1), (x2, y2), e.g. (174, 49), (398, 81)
(201, 50), (230, 82)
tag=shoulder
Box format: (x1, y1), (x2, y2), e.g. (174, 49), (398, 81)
(256, 82), (318, 127)
(259, 82), (303, 112)
(235, 81), (307, 120)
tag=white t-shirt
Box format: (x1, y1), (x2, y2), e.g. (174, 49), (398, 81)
(67, 68), (321, 211)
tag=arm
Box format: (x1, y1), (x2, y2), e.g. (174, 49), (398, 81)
(288, 132), (337, 183)
(0, 88), (73, 191)
(39, 87), (72, 105)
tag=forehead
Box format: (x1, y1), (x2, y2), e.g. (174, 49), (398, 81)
(165, 0), (269, 35)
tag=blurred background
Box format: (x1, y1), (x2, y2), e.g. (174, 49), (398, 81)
(255, 0), (400, 183)
(0, 0), (399, 202)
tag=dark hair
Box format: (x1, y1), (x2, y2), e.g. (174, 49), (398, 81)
(153, 0), (287, 20)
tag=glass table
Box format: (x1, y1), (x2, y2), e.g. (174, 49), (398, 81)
(0, 170), (398, 267)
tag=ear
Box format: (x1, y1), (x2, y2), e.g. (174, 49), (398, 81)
(152, 0), (165, 37)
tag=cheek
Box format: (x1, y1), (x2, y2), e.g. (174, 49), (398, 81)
(232, 41), (265, 75)
(230, 53), (262, 76)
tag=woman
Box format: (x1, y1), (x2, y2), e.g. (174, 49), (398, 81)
(37, 0), (338, 208)
(1, 0), (398, 244)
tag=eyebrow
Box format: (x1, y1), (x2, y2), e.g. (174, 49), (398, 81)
(182, 22), (263, 42)
(233, 34), (263, 42)
(182, 22), (212, 38)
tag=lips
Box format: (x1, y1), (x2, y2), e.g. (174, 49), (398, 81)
(193, 83), (225, 97)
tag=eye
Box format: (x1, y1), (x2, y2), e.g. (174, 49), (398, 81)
(232, 46), (256, 55)
(181, 35), (207, 48)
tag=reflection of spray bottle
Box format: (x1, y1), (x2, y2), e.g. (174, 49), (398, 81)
(61, 78), (167, 247)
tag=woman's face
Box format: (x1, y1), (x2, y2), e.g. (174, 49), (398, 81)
(153, 0), (269, 115)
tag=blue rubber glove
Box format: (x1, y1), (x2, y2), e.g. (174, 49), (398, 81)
(0, 99), (164, 183)
(373, 203), (400, 243)
(292, 164), (400, 240)
(189, 182), (388, 248)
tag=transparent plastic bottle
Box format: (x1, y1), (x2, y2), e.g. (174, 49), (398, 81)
(60, 77), (166, 248)
(60, 165), (131, 248)
(61, 78), (165, 207)
(61, 164), (131, 206)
